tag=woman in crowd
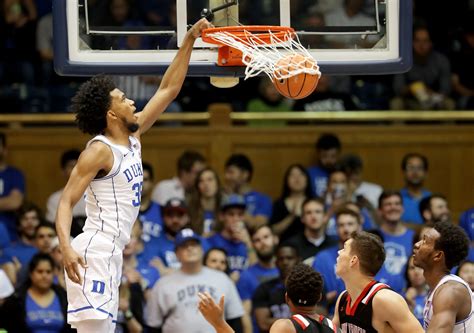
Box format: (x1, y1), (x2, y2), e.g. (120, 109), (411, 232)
(188, 167), (223, 236)
(0, 253), (73, 333)
(270, 164), (312, 242)
(404, 256), (428, 325)
(204, 247), (230, 275)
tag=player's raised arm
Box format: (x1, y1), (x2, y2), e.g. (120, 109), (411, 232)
(56, 142), (112, 285)
(136, 18), (213, 135)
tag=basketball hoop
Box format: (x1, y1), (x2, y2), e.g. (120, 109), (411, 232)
(201, 25), (321, 82)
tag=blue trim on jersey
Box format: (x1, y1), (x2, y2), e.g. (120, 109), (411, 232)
(67, 305), (115, 319)
(97, 307), (114, 318)
(67, 305), (94, 313)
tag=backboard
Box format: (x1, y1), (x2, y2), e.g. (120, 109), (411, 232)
(54, 0), (412, 77)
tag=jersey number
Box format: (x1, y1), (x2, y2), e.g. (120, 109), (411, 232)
(132, 181), (143, 207)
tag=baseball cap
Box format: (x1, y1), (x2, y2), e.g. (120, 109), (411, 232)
(163, 198), (188, 214)
(220, 194), (246, 211)
(174, 228), (201, 249)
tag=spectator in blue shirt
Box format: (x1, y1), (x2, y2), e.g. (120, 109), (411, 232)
(307, 133), (341, 197)
(150, 198), (190, 275)
(399, 153), (431, 226)
(312, 208), (363, 315)
(224, 154), (273, 231)
(0, 253), (73, 333)
(237, 225), (280, 333)
(207, 194), (255, 280)
(2, 202), (42, 273)
(0, 133), (26, 241)
(375, 190), (415, 294)
(139, 162), (164, 251)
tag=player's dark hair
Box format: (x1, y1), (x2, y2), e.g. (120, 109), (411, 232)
(71, 75), (116, 135)
(315, 133), (341, 151)
(177, 151), (206, 173)
(225, 154), (253, 181)
(378, 190), (403, 209)
(142, 161), (154, 180)
(350, 231), (385, 276)
(401, 153), (429, 171)
(286, 263), (323, 307)
(281, 164), (313, 200)
(433, 222), (469, 270)
(60, 149), (81, 169)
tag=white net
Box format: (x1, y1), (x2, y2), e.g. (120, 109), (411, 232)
(205, 28), (321, 81)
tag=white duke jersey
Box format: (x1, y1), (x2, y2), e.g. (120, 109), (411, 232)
(83, 135), (143, 250)
(423, 274), (474, 333)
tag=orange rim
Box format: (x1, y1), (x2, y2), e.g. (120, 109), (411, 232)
(201, 25), (295, 45)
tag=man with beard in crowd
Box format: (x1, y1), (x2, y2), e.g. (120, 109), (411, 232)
(252, 244), (300, 333)
(307, 133), (341, 197)
(419, 194), (451, 226)
(237, 225), (280, 333)
(399, 153), (431, 226)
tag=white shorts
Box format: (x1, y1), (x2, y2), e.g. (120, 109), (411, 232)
(66, 230), (123, 326)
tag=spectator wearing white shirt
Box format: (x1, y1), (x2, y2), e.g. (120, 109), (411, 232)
(152, 151), (206, 206)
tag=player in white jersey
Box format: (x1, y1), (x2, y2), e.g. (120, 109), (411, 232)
(412, 221), (473, 333)
(55, 18), (212, 333)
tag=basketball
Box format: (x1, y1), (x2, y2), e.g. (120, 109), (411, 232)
(272, 54), (320, 100)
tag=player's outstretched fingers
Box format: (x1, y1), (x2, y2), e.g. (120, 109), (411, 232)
(218, 295), (225, 309)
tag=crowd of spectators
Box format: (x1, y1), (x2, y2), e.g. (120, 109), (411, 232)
(0, 131), (473, 332)
(1, 0), (474, 114)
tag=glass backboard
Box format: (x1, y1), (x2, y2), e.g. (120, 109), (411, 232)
(53, 0), (412, 76)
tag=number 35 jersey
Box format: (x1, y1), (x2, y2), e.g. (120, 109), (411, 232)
(83, 135), (143, 250)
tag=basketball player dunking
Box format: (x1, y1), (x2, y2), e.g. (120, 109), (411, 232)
(412, 221), (472, 333)
(332, 231), (423, 333)
(199, 263), (340, 333)
(55, 18), (212, 333)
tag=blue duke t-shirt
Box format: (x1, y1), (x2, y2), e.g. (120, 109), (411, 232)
(26, 292), (64, 333)
(244, 191), (273, 219)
